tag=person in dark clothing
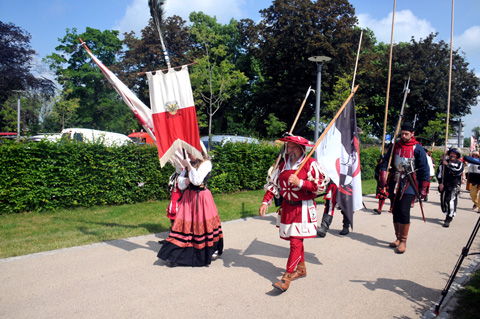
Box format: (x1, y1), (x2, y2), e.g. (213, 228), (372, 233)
(437, 148), (465, 227)
(378, 122), (430, 254)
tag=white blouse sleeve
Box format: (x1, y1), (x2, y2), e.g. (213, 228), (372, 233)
(188, 160), (212, 186)
(177, 169), (188, 190)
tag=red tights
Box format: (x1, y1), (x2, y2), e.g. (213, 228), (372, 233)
(286, 238), (304, 273)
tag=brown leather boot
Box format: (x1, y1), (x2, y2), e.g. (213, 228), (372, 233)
(291, 262), (306, 280)
(273, 272), (294, 292)
(397, 223), (410, 254)
(389, 222), (401, 248)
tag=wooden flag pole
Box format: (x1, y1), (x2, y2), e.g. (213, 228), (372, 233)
(294, 85), (359, 175)
(381, 0), (397, 155)
(442, 0), (455, 181)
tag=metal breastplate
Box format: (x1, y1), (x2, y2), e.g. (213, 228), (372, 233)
(393, 155), (415, 174)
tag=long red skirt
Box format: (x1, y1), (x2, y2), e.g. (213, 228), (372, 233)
(158, 188), (223, 266)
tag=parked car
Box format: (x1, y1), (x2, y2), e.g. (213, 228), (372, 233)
(200, 134), (259, 150)
(61, 128), (132, 147)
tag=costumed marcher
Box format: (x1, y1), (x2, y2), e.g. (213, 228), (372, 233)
(317, 182), (350, 237)
(467, 151), (480, 212)
(437, 148), (465, 227)
(378, 122), (430, 254)
(259, 134), (327, 292)
(158, 149), (223, 266)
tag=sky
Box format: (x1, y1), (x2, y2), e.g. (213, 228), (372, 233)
(1, 0), (479, 136)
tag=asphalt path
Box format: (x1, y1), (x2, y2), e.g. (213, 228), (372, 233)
(1, 181), (480, 319)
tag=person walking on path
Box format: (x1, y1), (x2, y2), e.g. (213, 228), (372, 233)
(467, 151), (480, 212)
(378, 122), (430, 254)
(317, 182), (351, 237)
(158, 149), (223, 266)
(437, 148), (465, 227)
(259, 134), (327, 292)
(424, 148), (435, 202)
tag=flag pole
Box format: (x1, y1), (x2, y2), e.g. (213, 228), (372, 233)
(381, 0), (397, 155)
(443, 0), (455, 159)
(270, 87), (314, 173)
(295, 85), (359, 175)
(351, 30), (363, 93)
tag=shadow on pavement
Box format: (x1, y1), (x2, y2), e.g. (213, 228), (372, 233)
(351, 277), (440, 317)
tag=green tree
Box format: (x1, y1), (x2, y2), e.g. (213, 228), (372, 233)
(188, 12), (248, 144)
(0, 22), (56, 132)
(421, 112), (447, 147)
(50, 89), (80, 130)
(45, 27), (138, 133)
(264, 113), (287, 141)
(252, 0), (359, 138)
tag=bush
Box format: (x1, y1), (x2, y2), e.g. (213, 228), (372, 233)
(0, 139), (378, 215)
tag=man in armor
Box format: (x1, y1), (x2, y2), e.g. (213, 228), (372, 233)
(259, 134), (327, 292)
(437, 148), (465, 227)
(378, 122), (430, 254)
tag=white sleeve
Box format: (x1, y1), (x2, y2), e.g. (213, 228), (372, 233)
(188, 160), (212, 186)
(177, 169), (188, 190)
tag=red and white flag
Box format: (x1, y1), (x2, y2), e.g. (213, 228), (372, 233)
(80, 40), (156, 143)
(147, 66), (203, 167)
(316, 98), (362, 227)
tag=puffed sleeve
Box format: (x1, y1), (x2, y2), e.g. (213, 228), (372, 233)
(188, 160), (212, 186)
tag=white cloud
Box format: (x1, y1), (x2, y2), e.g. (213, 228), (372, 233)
(113, 0), (151, 36)
(357, 10), (436, 44)
(114, 0), (245, 36)
(454, 26), (480, 71)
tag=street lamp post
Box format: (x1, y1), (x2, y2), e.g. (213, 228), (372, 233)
(12, 90), (25, 137)
(308, 56), (331, 145)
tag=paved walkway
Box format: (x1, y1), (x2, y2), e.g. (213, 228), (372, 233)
(1, 182), (480, 319)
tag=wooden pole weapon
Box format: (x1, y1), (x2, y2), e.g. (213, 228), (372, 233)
(442, 0), (455, 185)
(351, 30), (363, 93)
(381, 0), (397, 155)
(384, 77), (410, 182)
(294, 85), (359, 175)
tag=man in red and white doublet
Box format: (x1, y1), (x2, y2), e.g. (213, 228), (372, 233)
(259, 135), (327, 292)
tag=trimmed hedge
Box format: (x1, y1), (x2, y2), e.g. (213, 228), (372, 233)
(0, 139), (380, 215)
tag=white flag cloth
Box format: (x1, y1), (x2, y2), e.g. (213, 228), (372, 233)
(316, 98), (362, 227)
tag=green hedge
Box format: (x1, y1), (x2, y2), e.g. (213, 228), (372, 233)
(0, 139), (379, 215)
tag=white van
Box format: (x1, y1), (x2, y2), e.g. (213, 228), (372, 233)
(200, 134), (259, 150)
(61, 128), (132, 147)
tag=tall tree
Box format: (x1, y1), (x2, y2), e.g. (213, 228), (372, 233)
(45, 27), (138, 133)
(0, 21), (56, 132)
(188, 12), (248, 140)
(253, 0), (358, 139)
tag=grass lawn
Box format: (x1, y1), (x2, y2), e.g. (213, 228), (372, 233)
(0, 179), (378, 259)
(451, 268), (480, 318)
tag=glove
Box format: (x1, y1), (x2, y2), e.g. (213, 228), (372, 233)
(420, 180), (430, 199)
(378, 170), (387, 188)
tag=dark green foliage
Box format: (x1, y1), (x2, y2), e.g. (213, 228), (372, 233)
(0, 140), (173, 214)
(208, 142), (279, 194)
